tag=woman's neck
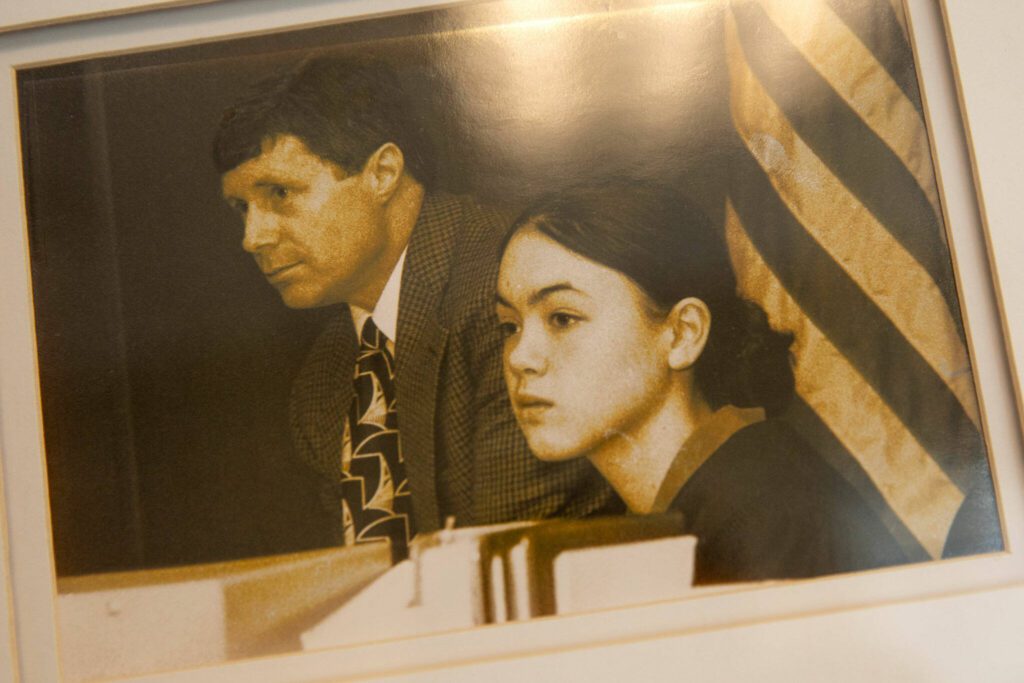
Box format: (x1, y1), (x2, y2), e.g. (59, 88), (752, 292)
(586, 389), (713, 514)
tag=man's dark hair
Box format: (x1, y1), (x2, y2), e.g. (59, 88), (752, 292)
(213, 54), (435, 187)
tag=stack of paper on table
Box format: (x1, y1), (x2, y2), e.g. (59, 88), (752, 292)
(302, 514), (697, 650)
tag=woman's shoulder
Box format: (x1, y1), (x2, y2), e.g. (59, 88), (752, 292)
(687, 418), (826, 494)
(685, 417), (880, 518)
(671, 416), (909, 582)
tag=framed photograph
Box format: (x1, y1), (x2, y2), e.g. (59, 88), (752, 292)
(1, 0), (1023, 680)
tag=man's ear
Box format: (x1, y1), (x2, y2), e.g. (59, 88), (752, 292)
(362, 142), (406, 201)
(665, 297), (711, 371)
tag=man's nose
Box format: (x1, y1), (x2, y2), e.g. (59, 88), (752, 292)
(506, 324), (547, 376)
(241, 208), (279, 253)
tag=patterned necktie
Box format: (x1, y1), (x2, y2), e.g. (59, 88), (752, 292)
(339, 316), (415, 559)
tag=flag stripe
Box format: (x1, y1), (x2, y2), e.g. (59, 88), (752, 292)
(729, 149), (983, 494)
(726, 203), (963, 558)
(754, 0), (942, 221)
(784, 395), (930, 562)
(885, 0), (911, 44)
(825, 0), (924, 116)
(725, 34), (980, 429)
(731, 2), (960, 320)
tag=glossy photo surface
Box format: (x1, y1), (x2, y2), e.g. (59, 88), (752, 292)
(14, 0), (1004, 679)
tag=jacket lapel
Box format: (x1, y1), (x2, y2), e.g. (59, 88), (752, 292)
(303, 310), (358, 483)
(309, 313), (358, 481)
(395, 194), (458, 532)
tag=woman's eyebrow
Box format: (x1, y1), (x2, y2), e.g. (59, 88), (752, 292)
(496, 283), (587, 309)
(528, 283), (585, 306)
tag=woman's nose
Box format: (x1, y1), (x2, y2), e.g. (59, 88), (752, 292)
(506, 324), (547, 376)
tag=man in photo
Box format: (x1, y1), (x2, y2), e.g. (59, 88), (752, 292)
(214, 55), (618, 558)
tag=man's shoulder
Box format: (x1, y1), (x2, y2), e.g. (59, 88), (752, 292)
(417, 192), (514, 251)
(412, 192), (514, 321)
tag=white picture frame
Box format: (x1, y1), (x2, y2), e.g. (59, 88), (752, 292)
(1, 0), (1023, 680)
(0, 0), (220, 34)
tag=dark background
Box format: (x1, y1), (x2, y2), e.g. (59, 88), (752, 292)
(17, 0), (732, 576)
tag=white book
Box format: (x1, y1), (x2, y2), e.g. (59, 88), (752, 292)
(302, 515), (697, 649)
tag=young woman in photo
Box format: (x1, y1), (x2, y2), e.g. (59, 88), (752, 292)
(495, 181), (908, 583)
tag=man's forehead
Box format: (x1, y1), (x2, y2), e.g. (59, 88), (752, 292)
(221, 134), (337, 193)
(257, 133), (308, 156)
(248, 134), (325, 172)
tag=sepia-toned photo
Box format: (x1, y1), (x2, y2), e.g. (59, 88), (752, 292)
(12, 0), (1005, 679)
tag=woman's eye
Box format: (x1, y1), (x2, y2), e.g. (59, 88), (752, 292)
(498, 320), (520, 337)
(549, 312), (580, 329)
(270, 185), (289, 200)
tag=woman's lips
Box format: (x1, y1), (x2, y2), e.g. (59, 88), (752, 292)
(514, 394), (554, 421)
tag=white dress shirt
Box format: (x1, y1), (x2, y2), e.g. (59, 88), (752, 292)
(349, 248), (406, 351)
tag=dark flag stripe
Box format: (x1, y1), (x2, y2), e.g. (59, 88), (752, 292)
(731, 2), (961, 322)
(730, 149), (983, 493)
(941, 473), (1004, 557)
(784, 397), (930, 562)
(826, 0), (925, 117)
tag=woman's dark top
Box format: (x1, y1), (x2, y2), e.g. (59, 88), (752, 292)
(662, 410), (909, 584)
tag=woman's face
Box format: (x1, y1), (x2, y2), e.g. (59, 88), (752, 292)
(496, 227), (674, 462)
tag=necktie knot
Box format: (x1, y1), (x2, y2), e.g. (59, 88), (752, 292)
(355, 316), (395, 387)
(359, 316), (385, 351)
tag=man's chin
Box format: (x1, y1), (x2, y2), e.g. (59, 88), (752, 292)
(276, 285), (327, 309)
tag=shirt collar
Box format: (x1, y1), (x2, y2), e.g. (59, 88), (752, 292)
(650, 405), (766, 513)
(350, 247), (407, 343)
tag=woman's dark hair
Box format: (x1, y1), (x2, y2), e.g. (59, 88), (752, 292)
(505, 179), (795, 414)
(212, 53), (435, 188)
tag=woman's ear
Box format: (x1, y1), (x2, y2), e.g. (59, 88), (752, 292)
(362, 142), (406, 201)
(666, 297), (711, 370)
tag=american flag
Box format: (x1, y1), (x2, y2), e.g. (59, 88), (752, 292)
(722, 0), (1000, 561)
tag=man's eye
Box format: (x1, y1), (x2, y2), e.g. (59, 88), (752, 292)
(549, 312), (580, 329)
(230, 199), (248, 215)
(271, 186), (289, 200)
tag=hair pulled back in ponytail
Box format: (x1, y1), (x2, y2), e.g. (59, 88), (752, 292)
(696, 298), (794, 414)
(505, 178), (795, 415)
